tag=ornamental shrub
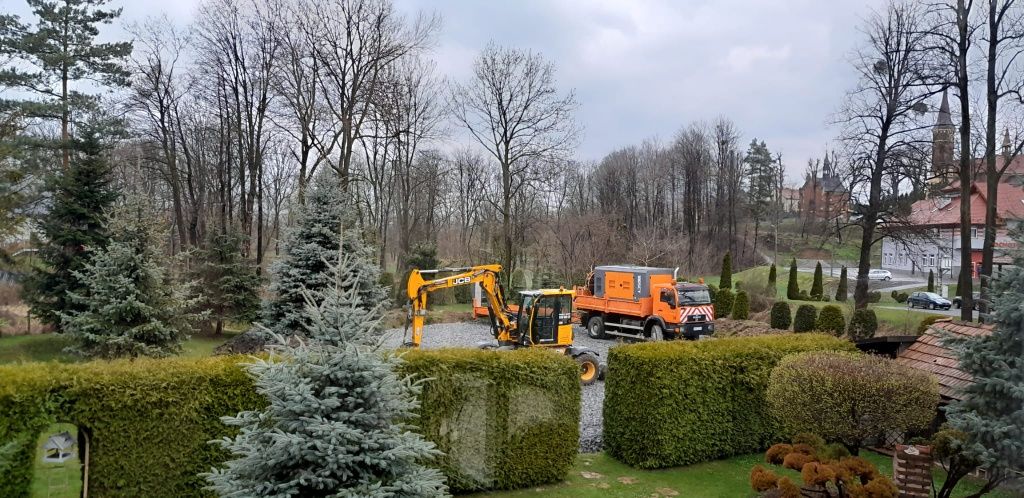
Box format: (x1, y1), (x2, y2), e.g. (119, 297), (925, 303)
(603, 334), (855, 468)
(815, 305), (846, 336)
(750, 465), (778, 492)
(798, 289), (811, 301)
(716, 288), (735, 318)
(787, 259), (799, 300)
(770, 302), (792, 330)
(848, 309), (879, 340)
(928, 270), (935, 292)
(765, 443), (792, 464)
(810, 262), (824, 300)
(720, 252), (733, 289)
(793, 305), (818, 333)
(767, 351), (939, 455)
(835, 266), (848, 302)
(867, 290), (881, 303)
(707, 284), (718, 304)
(917, 314), (945, 335)
(767, 264), (778, 296)
(783, 451), (814, 471)
(732, 290), (750, 320)
(791, 433), (825, 453)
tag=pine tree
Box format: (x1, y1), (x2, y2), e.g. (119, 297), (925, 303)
(835, 266), (848, 302)
(0, 0), (132, 169)
(262, 174), (386, 336)
(766, 263), (777, 296)
(22, 128), (117, 328)
(944, 247), (1024, 489)
(810, 262), (824, 300)
(195, 229), (261, 335)
(928, 270), (935, 293)
(787, 258), (800, 300)
(204, 257), (447, 497)
(720, 252), (733, 289)
(59, 201), (204, 359)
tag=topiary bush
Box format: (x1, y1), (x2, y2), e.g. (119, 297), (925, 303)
(815, 305), (846, 336)
(770, 302), (792, 330)
(793, 305), (818, 333)
(750, 465), (778, 492)
(835, 266), (848, 302)
(787, 259), (799, 300)
(928, 270), (935, 292)
(767, 351), (939, 455)
(716, 288), (735, 319)
(603, 334), (856, 468)
(401, 348), (580, 492)
(767, 264), (778, 297)
(848, 309), (879, 340)
(732, 290), (750, 320)
(798, 289), (811, 301)
(867, 290), (881, 303)
(810, 262), (824, 300)
(720, 252), (733, 290)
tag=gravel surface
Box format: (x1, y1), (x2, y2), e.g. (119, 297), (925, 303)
(382, 321), (618, 453)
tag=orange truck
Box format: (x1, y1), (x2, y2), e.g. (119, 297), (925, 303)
(574, 265), (715, 341)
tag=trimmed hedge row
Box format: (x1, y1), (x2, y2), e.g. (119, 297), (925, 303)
(400, 349), (580, 493)
(0, 349), (579, 497)
(603, 334), (857, 469)
(0, 356), (263, 498)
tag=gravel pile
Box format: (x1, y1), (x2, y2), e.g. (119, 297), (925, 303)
(382, 321), (618, 453)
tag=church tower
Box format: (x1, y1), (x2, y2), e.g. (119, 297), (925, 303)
(932, 89), (955, 180)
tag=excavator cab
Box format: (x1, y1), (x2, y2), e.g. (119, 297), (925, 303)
(517, 291), (573, 346)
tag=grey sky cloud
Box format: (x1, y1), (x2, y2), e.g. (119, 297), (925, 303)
(5, 0), (891, 183)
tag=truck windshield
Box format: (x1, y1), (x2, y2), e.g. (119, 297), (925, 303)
(678, 289), (711, 305)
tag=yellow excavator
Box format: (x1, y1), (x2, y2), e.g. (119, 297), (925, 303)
(404, 264), (603, 384)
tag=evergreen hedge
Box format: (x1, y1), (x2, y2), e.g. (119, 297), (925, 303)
(849, 309), (879, 340)
(0, 350), (578, 497)
(603, 334), (856, 469)
(793, 304), (818, 333)
(770, 302), (792, 330)
(732, 290), (750, 320)
(787, 259), (799, 300)
(815, 305), (846, 336)
(835, 267), (848, 302)
(716, 288), (735, 319)
(810, 262), (824, 300)
(399, 348), (580, 493)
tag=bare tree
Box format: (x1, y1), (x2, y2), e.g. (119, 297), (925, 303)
(839, 0), (940, 308)
(448, 42), (579, 285)
(978, 0), (1024, 312)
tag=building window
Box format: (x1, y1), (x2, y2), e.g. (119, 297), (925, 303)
(971, 226), (980, 238)
(929, 254), (937, 267)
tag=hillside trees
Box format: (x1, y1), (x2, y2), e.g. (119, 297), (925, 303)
(449, 43), (579, 288)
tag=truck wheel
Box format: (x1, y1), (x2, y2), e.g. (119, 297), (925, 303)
(587, 316), (606, 339)
(575, 352), (600, 385)
(648, 323), (665, 341)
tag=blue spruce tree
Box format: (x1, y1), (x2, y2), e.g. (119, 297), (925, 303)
(204, 254), (447, 497)
(945, 243), (1024, 492)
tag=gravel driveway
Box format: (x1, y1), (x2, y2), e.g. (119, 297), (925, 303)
(383, 321), (616, 453)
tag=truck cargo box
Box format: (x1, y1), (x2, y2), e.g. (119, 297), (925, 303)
(592, 265), (674, 301)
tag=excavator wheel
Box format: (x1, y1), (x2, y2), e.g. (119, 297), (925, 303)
(575, 352), (601, 385)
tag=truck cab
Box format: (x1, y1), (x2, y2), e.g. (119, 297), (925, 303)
(654, 282), (714, 339)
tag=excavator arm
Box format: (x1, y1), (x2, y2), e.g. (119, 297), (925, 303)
(405, 264), (515, 347)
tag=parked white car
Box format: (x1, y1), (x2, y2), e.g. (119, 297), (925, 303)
(866, 269), (892, 281)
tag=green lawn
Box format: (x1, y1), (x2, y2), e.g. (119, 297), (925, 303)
(475, 451), (1012, 498)
(703, 265), (835, 299)
(0, 332), (237, 364)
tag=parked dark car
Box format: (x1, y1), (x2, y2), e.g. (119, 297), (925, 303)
(907, 291), (952, 310)
(952, 292), (981, 310)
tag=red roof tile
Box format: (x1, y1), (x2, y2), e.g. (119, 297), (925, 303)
(909, 182), (1024, 226)
(895, 320), (994, 400)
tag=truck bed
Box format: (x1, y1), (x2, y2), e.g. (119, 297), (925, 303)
(574, 287), (652, 318)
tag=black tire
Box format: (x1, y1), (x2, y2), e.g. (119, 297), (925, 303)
(929, 303), (936, 310)
(955, 301), (962, 309)
(884, 276), (891, 281)
(575, 352), (600, 385)
(648, 322), (665, 341)
(587, 315), (607, 339)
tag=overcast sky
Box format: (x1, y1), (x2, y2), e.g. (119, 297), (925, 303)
(4, 0), (892, 183)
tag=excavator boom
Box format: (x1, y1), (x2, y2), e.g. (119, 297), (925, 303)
(405, 264), (514, 347)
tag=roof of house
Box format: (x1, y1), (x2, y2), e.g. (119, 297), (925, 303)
(936, 89), (954, 127)
(895, 320), (994, 400)
(800, 176), (848, 194)
(908, 182), (1024, 226)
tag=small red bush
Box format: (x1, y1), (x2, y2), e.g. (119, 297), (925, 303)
(777, 477), (802, 498)
(801, 461), (837, 487)
(750, 464), (779, 492)
(862, 476), (899, 498)
(765, 443), (793, 464)
(837, 456), (880, 485)
(791, 443), (817, 456)
(783, 451), (815, 471)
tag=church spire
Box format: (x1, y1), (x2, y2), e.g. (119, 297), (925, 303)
(1003, 128), (1011, 157)
(936, 89), (953, 127)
